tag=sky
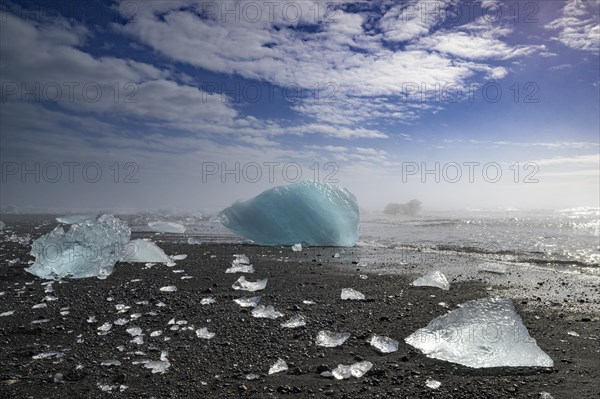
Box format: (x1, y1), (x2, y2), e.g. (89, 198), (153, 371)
(0, 0), (599, 214)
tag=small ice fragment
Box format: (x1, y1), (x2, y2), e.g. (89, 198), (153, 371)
(97, 322), (112, 335)
(567, 331), (579, 337)
(232, 276), (267, 292)
(87, 316), (97, 323)
(245, 373), (260, 380)
(268, 358), (288, 374)
(316, 330), (350, 347)
(131, 335), (144, 345)
(121, 239), (171, 263)
(233, 254), (250, 264)
(172, 254), (187, 260)
(539, 392), (554, 399)
(60, 310), (70, 316)
(196, 327), (215, 339)
(233, 296), (261, 308)
(426, 379), (441, 389)
(143, 351), (170, 373)
(101, 360), (121, 367)
(252, 305), (284, 319)
(281, 315), (306, 328)
(32, 352), (63, 360)
(292, 243), (302, 252)
(126, 326), (142, 336)
(32, 303), (47, 309)
(226, 264), (255, 273)
(56, 214), (96, 224)
(332, 361), (373, 379)
(405, 297), (554, 368)
(359, 275), (368, 279)
(201, 297), (216, 305)
(411, 271), (450, 290)
(369, 335), (399, 353)
(160, 286), (177, 292)
(187, 237), (202, 245)
(0, 310), (15, 317)
(130, 313), (142, 320)
(302, 300), (316, 305)
(114, 318), (129, 326)
(478, 262), (508, 274)
(148, 221), (185, 234)
(333, 252), (340, 258)
(150, 330), (163, 337)
(341, 288), (365, 300)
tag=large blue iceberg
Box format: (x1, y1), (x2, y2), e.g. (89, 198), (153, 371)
(218, 181), (359, 246)
(26, 214), (131, 280)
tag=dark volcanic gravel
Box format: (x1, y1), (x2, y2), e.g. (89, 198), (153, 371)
(0, 215), (599, 398)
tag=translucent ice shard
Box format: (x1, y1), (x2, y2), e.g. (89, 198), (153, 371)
(233, 296), (261, 308)
(226, 263), (255, 273)
(316, 330), (350, 347)
(332, 361), (373, 379)
(232, 276), (268, 292)
(26, 215), (130, 280)
(268, 358), (288, 374)
(252, 305), (284, 319)
(426, 379), (441, 389)
(292, 243), (302, 252)
(478, 262), (508, 274)
(341, 288), (365, 300)
(56, 214), (97, 224)
(281, 315), (306, 328)
(196, 327), (215, 339)
(160, 285), (177, 292)
(405, 297), (554, 368)
(148, 221), (185, 234)
(201, 297), (216, 305)
(411, 271), (450, 290)
(369, 335), (398, 353)
(187, 237), (202, 245)
(143, 351), (170, 373)
(218, 181), (360, 246)
(121, 239), (171, 263)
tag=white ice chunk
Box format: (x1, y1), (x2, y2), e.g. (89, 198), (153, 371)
(405, 297), (554, 368)
(143, 351), (170, 373)
(0, 310), (15, 317)
(426, 379), (441, 389)
(411, 271), (450, 290)
(172, 254), (187, 260)
(26, 214), (131, 280)
(478, 262), (508, 274)
(56, 214), (97, 224)
(232, 276), (267, 292)
(226, 263), (255, 273)
(196, 327), (215, 339)
(233, 254), (250, 264)
(233, 296), (261, 308)
(101, 360), (121, 367)
(332, 361), (373, 379)
(252, 305), (284, 319)
(281, 315), (306, 328)
(32, 352), (63, 360)
(218, 181), (360, 246)
(160, 286), (177, 292)
(121, 239), (171, 263)
(187, 237), (202, 245)
(341, 288), (365, 300)
(126, 326), (142, 337)
(316, 330), (350, 347)
(201, 297), (216, 305)
(97, 322), (112, 335)
(148, 222), (185, 234)
(268, 358), (288, 374)
(292, 243), (302, 252)
(369, 335), (398, 353)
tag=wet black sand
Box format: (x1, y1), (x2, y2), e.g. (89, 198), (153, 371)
(0, 216), (599, 398)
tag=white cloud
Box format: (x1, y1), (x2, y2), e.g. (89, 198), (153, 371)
(546, 0), (600, 53)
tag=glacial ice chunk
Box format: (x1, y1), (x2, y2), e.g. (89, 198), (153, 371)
(148, 221), (185, 234)
(143, 351), (170, 373)
(218, 181), (360, 246)
(26, 215), (130, 280)
(426, 379), (441, 389)
(281, 315), (306, 328)
(411, 271), (450, 290)
(232, 276), (267, 291)
(233, 296), (262, 308)
(369, 335), (398, 353)
(226, 263), (255, 273)
(292, 243), (302, 252)
(478, 262), (508, 274)
(121, 239), (171, 263)
(196, 327), (215, 339)
(187, 237), (202, 245)
(332, 361), (373, 379)
(56, 214), (97, 224)
(316, 330), (350, 347)
(160, 285), (177, 292)
(252, 305), (284, 319)
(341, 288), (365, 300)
(268, 358), (288, 374)
(405, 297), (554, 368)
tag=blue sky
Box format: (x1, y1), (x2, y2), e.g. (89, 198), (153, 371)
(1, 0), (598, 213)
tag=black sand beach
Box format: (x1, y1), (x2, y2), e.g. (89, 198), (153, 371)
(0, 216), (599, 398)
